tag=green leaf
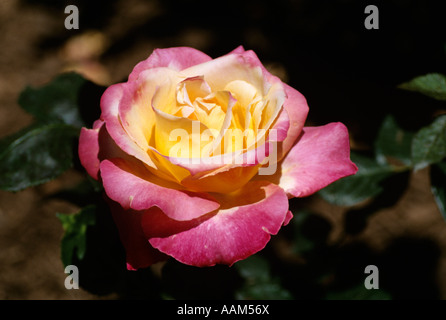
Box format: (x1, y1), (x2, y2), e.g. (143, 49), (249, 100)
(398, 73), (446, 101)
(318, 152), (395, 206)
(56, 205), (96, 267)
(375, 115), (414, 166)
(290, 211), (317, 255)
(18, 72), (88, 128)
(431, 161), (446, 221)
(236, 254), (270, 282)
(50, 178), (104, 207)
(0, 123), (79, 191)
(411, 115), (446, 171)
(289, 210), (331, 255)
(326, 283), (392, 300)
(235, 280), (293, 300)
(235, 255), (293, 300)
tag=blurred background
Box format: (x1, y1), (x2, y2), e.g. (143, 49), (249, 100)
(0, 0), (446, 299)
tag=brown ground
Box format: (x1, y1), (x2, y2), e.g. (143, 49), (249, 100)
(1, 0), (445, 299)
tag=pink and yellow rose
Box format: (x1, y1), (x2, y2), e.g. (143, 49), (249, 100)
(78, 46), (357, 269)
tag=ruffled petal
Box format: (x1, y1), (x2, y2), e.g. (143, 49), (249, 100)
(143, 181), (289, 266)
(226, 47), (309, 160)
(100, 158), (220, 221)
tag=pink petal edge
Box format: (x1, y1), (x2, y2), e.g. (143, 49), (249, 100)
(144, 181), (290, 267)
(278, 122), (358, 198)
(78, 126), (101, 180)
(129, 47), (212, 81)
(100, 158), (220, 221)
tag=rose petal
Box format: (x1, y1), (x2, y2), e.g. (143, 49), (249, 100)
(181, 51), (266, 94)
(176, 76), (212, 107)
(180, 163), (261, 193)
(79, 119), (133, 180)
(270, 107), (290, 143)
(143, 181), (289, 266)
(151, 104), (210, 159)
(176, 138), (280, 193)
(225, 47), (272, 83)
(283, 210), (293, 226)
(129, 47), (212, 81)
(78, 121), (102, 180)
(228, 45), (246, 55)
(278, 122), (358, 197)
(100, 158), (220, 221)
(119, 67), (180, 154)
(100, 82), (158, 169)
(227, 47), (309, 160)
(280, 83), (309, 160)
(107, 198), (168, 270)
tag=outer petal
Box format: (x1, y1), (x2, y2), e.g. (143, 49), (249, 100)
(119, 67), (180, 156)
(143, 181), (289, 267)
(278, 122), (358, 197)
(78, 119), (138, 180)
(283, 210), (293, 226)
(280, 84), (309, 160)
(270, 107), (290, 143)
(100, 158), (220, 221)
(107, 198), (168, 270)
(78, 120), (103, 180)
(100, 82), (156, 168)
(228, 45), (246, 55)
(129, 47), (212, 81)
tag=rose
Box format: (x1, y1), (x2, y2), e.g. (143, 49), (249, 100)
(78, 46), (357, 269)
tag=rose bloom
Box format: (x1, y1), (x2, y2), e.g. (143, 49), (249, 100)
(79, 46), (357, 269)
